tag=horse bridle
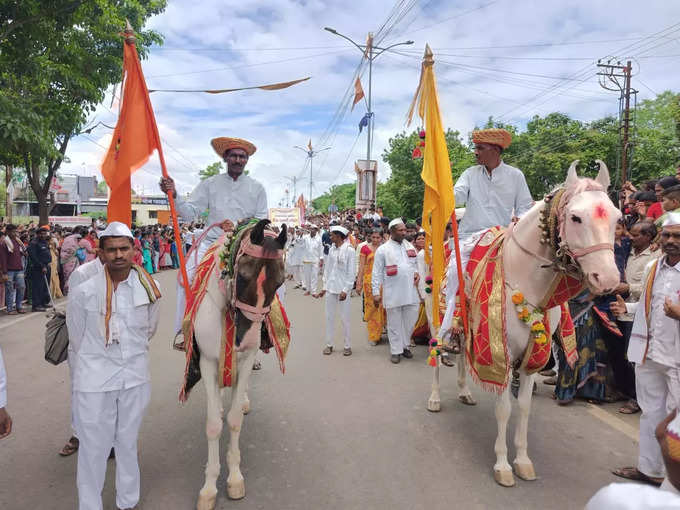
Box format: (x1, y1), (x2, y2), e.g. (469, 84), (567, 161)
(230, 230), (282, 323)
(508, 186), (614, 278)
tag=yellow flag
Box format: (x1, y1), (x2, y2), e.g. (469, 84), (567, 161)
(407, 45), (454, 328)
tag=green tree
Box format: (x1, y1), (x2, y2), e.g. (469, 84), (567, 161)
(199, 161), (223, 181)
(312, 182), (356, 212)
(380, 129), (475, 220)
(0, 1), (166, 224)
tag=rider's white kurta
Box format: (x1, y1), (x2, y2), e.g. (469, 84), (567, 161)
(174, 173), (268, 332)
(441, 162), (534, 335)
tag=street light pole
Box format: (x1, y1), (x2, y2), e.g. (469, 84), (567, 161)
(294, 143), (330, 211)
(324, 28), (412, 165)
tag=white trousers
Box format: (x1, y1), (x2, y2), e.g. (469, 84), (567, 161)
(302, 262), (319, 294)
(175, 239), (212, 333)
(291, 264), (303, 285)
(440, 235), (478, 335)
(386, 304), (420, 355)
(74, 382), (151, 510)
(325, 292), (351, 348)
(636, 359), (680, 479)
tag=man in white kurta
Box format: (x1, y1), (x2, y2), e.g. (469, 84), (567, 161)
(160, 137), (267, 333)
(611, 213), (680, 488)
(301, 225), (323, 297)
(441, 129), (533, 335)
(321, 226), (356, 355)
(372, 218), (420, 363)
(67, 223), (161, 510)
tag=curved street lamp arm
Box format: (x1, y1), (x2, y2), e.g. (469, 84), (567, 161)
(324, 27), (366, 55)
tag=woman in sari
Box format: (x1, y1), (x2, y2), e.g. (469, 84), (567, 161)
(356, 229), (384, 345)
(48, 234), (63, 299)
(142, 235), (154, 274)
(60, 228), (82, 294)
(79, 230), (97, 263)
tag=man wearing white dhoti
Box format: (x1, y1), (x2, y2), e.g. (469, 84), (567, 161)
(611, 212), (680, 488)
(320, 226), (356, 356)
(159, 137), (268, 333)
(67, 222), (161, 510)
(372, 218), (420, 364)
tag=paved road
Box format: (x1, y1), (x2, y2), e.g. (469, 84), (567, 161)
(0, 269), (641, 509)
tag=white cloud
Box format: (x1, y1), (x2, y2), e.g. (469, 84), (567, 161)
(64, 0), (680, 208)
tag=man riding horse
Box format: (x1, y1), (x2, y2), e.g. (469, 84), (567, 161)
(159, 136), (268, 334)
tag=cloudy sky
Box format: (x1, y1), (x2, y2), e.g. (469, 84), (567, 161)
(62, 0), (680, 207)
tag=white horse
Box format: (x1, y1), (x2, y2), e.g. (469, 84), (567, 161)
(428, 161), (621, 487)
(187, 220), (287, 510)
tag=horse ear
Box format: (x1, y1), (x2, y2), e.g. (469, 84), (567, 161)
(250, 219), (270, 245)
(565, 160), (579, 188)
(594, 159), (611, 190)
(276, 224), (287, 249)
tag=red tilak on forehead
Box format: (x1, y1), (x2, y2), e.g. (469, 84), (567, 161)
(594, 203), (608, 220)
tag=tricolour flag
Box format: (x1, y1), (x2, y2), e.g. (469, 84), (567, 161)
(101, 33), (161, 226)
(407, 45), (455, 329)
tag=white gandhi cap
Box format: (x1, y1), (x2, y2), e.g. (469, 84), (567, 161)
(99, 221), (134, 239)
(663, 212), (680, 227)
(388, 217), (404, 229)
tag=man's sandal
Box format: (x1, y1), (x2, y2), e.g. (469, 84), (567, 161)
(59, 436), (79, 457)
(612, 467), (663, 487)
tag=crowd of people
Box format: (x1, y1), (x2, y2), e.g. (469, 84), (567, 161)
(0, 218), (206, 314)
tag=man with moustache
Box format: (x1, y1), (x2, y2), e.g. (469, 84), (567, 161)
(159, 137), (268, 334)
(67, 222), (161, 510)
(440, 129), (533, 340)
(611, 212), (680, 489)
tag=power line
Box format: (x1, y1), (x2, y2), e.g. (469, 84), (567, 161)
(404, 0), (501, 35)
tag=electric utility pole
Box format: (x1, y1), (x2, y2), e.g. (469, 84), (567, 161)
(324, 27), (413, 207)
(597, 59), (637, 186)
(284, 176), (297, 205)
(294, 142), (330, 210)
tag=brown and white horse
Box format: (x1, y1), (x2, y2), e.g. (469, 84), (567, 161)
(192, 219), (287, 510)
(428, 161), (621, 487)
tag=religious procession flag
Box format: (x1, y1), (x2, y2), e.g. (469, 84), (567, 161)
(351, 77), (365, 111)
(101, 22), (190, 296)
(407, 45), (455, 329)
(307, 139), (313, 151)
(296, 194), (306, 222)
(101, 28), (161, 226)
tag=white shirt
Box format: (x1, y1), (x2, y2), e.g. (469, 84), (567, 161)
(323, 241), (356, 294)
(176, 173), (268, 244)
(372, 239), (420, 308)
(586, 483), (680, 509)
(626, 256), (680, 367)
(454, 162), (533, 239)
(68, 257), (104, 290)
(301, 234), (323, 263)
(66, 269), (161, 392)
(620, 246), (658, 321)
(0, 346), (6, 408)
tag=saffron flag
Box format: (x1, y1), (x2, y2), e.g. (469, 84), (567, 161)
(352, 77), (365, 111)
(101, 38), (160, 226)
(307, 139), (313, 151)
(407, 45), (455, 328)
(296, 194), (306, 222)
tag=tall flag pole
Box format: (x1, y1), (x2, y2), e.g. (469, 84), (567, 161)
(407, 44), (469, 337)
(101, 21), (190, 296)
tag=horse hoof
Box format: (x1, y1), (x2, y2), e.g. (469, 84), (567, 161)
(513, 461), (537, 481)
(197, 490), (217, 510)
(494, 469), (515, 487)
(427, 398), (441, 412)
(242, 401), (250, 415)
(458, 394), (477, 406)
(227, 479), (245, 500)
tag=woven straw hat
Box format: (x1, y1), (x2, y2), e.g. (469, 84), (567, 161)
(471, 128), (512, 149)
(210, 137), (257, 158)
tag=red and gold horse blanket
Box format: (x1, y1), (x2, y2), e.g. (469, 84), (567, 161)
(462, 227), (580, 392)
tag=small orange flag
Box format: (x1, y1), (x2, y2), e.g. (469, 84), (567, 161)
(352, 77), (365, 111)
(101, 39), (160, 226)
(307, 139), (313, 151)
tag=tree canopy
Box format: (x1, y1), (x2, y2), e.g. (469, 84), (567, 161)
(199, 161), (223, 181)
(0, 0), (166, 223)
